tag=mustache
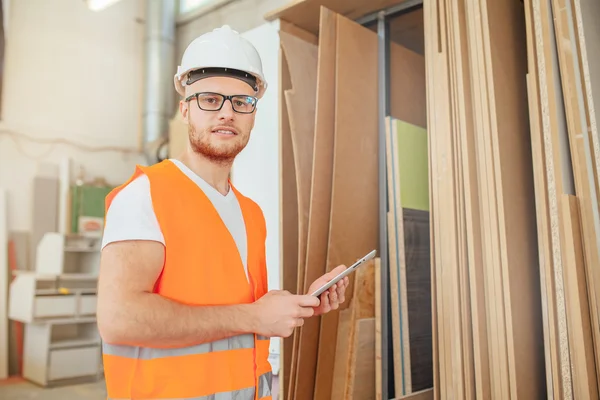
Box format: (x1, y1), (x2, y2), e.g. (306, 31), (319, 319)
(208, 124), (240, 135)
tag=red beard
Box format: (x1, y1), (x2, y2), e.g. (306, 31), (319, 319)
(188, 124), (248, 165)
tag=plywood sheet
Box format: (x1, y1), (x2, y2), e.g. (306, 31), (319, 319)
(482, 0), (546, 397)
(313, 12), (379, 400)
(389, 46), (427, 129)
(279, 28), (318, 297)
(448, 0), (490, 396)
(279, 25), (319, 400)
(278, 45), (298, 397)
(551, 1), (600, 383)
(574, 0), (600, 203)
(560, 194), (599, 400)
(531, 0), (575, 396)
(349, 318), (376, 400)
(386, 118), (410, 396)
(293, 7), (337, 400)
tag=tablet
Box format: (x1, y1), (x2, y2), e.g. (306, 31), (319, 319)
(310, 249), (377, 297)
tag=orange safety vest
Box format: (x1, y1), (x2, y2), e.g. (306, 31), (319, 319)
(101, 160), (273, 399)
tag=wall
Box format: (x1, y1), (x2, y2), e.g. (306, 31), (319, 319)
(0, 0), (146, 232)
(231, 21), (281, 371)
(176, 0), (288, 57)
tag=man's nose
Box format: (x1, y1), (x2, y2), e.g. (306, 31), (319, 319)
(217, 99), (235, 120)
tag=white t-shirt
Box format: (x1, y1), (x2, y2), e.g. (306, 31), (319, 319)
(101, 159), (249, 281)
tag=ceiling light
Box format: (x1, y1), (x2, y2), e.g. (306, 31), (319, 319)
(85, 0), (123, 11)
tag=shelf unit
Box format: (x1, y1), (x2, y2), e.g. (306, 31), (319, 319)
(8, 232), (103, 387)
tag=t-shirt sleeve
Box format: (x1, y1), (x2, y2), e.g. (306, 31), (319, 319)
(101, 174), (165, 250)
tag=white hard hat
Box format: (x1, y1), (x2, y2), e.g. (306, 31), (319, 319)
(174, 25), (268, 99)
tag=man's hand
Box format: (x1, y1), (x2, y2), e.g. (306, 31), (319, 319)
(307, 265), (350, 316)
(251, 290), (320, 338)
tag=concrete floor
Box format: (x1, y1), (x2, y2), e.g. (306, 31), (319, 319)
(0, 379), (107, 400)
(0, 376), (279, 399)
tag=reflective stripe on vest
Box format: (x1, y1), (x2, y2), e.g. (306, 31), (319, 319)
(103, 334), (261, 359)
(106, 371), (272, 400)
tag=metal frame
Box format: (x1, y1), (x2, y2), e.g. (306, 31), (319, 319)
(362, 1), (423, 398)
(376, 10), (391, 400)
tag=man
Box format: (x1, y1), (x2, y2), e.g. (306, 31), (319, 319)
(96, 25), (349, 400)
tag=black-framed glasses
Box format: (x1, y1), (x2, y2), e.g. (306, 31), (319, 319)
(185, 92), (258, 114)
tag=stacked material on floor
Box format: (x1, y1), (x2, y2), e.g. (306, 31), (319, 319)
(424, 0), (600, 398)
(524, 0), (600, 398)
(268, 1), (432, 399)
(268, 0), (600, 398)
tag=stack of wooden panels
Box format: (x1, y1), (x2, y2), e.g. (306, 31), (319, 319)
(272, 2), (432, 399)
(523, 0), (600, 398)
(425, 0), (600, 398)
(424, 0), (546, 398)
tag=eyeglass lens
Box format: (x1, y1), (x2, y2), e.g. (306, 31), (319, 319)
(196, 93), (256, 113)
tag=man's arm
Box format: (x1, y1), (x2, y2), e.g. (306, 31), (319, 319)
(96, 239), (320, 348)
(96, 239), (259, 348)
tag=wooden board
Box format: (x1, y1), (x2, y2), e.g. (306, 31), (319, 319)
(349, 318), (376, 400)
(560, 194), (599, 399)
(278, 44), (298, 398)
(375, 257), (382, 400)
(313, 12), (379, 400)
(265, 0), (410, 35)
(448, 0), (491, 397)
(524, 1), (562, 397)
(422, 2), (441, 398)
(551, 1), (600, 385)
(279, 25), (319, 400)
(279, 27), (318, 299)
(389, 44), (427, 129)
(478, 0), (546, 397)
(331, 259), (375, 400)
(531, 0), (575, 396)
(574, 0), (600, 209)
(385, 120), (410, 396)
(293, 7), (337, 400)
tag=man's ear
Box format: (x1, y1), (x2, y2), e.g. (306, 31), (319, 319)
(179, 99), (189, 123)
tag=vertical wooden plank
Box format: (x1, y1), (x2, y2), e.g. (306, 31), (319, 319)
(375, 257), (382, 400)
(560, 194), (599, 400)
(481, 0), (546, 397)
(279, 25), (319, 400)
(278, 43), (298, 398)
(294, 6), (337, 400)
(532, 0), (576, 396)
(313, 12), (379, 400)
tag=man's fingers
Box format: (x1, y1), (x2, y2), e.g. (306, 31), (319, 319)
(321, 292), (331, 313)
(330, 288), (340, 309)
(297, 294), (321, 307)
(337, 285), (345, 303)
(298, 307), (315, 318)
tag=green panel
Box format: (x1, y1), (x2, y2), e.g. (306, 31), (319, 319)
(396, 119), (429, 211)
(70, 184), (114, 233)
